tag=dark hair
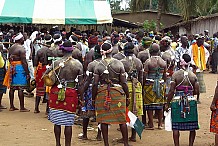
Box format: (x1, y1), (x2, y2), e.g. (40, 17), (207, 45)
(182, 54), (191, 63)
(63, 40), (72, 47)
(124, 42), (134, 55)
(101, 43), (111, 51)
(53, 34), (61, 40)
(45, 35), (52, 41)
(94, 45), (102, 59)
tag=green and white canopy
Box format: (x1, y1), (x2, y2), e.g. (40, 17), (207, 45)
(0, 0), (113, 24)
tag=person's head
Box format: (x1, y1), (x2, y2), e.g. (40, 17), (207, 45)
(60, 40), (74, 54)
(180, 54), (191, 68)
(213, 33), (218, 38)
(53, 34), (62, 45)
(181, 36), (188, 47)
(196, 36), (204, 47)
(94, 45), (102, 60)
(124, 42), (134, 56)
(69, 35), (78, 45)
(149, 43), (160, 55)
(118, 39), (128, 51)
(142, 37), (152, 49)
(14, 32), (24, 45)
(23, 32), (28, 41)
(44, 34), (52, 45)
(97, 38), (103, 46)
(100, 42), (113, 57)
(135, 30), (144, 40)
(111, 33), (120, 46)
(204, 30), (209, 36)
(0, 32), (3, 41)
(88, 35), (98, 48)
(82, 33), (87, 41)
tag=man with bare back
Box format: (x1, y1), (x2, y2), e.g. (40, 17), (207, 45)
(92, 42), (130, 146)
(3, 33), (30, 112)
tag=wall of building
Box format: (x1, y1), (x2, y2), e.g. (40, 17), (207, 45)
(113, 11), (182, 28)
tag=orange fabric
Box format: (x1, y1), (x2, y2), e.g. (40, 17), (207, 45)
(3, 61), (22, 88)
(210, 101), (218, 134)
(192, 43), (206, 70)
(46, 86), (51, 93)
(34, 63), (42, 78)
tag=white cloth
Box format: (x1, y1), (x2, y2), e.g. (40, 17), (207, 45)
(164, 108), (172, 131)
(30, 31), (39, 42)
(23, 39), (32, 59)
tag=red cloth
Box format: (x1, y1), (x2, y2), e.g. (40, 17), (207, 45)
(36, 64), (46, 96)
(49, 86), (78, 113)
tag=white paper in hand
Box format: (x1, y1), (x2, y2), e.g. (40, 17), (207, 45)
(164, 108), (172, 131)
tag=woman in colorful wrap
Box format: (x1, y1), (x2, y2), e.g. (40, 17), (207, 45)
(79, 44), (102, 141)
(3, 33), (30, 112)
(0, 44), (7, 111)
(47, 41), (84, 146)
(210, 80), (218, 146)
(143, 43), (167, 129)
(34, 35), (52, 113)
(165, 54), (199, 146)
(92, 42), (130, 146)
(121, 42), (143, 142)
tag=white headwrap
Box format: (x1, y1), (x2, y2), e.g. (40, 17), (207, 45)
(53, 35), (62, 43)
(13, 33), (23, 42)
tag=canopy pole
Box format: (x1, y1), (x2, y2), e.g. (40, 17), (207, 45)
(22, 24), (25, 33)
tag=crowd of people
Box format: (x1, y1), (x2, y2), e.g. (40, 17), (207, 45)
(0, 26), (218, 146)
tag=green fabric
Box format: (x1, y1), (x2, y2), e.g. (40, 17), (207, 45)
(134, 118), (144, 139)
(0, 0), (35, 23)
(58, 88), (65, 101)
(65, 0), (97, 24)
(171, 100), (198, 123)
(147, 67), (164, 98)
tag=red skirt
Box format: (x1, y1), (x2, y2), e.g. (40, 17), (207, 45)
(49, 86), (78, 113)
(36, 65), (46, 97)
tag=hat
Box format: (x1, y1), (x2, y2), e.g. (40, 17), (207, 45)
(44, 35), (52, 43)
(0, 32), (3, 36)
(59, 40), (74, 52)
(13, 32), (23, 42)
(204, 30), (209, 33)
(196, 35), (205, 40)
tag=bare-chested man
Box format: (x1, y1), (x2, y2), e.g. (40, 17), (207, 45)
(92, 42), (130, 146)
(79, 45), (102, 141)
(143, 43), (167, 129)
(47, 40), (84, 146)
(84, 35), (98, 71)
(34, 35), (52, 113)
(121, 42), (143, 142)
(166, 54), (199, 146)
(47, 34), (63, 63)
(137, 37), (152, 64)
(3, 33), (30, 112)
(113, 39), (127, 60)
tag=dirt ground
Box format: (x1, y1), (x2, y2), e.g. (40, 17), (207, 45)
(0, 71), (217, 146)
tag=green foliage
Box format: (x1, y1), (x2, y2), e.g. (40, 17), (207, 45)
(143, 20), (163, 31)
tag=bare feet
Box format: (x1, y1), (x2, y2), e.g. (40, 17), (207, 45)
(20, 108), (30, 112)
(129, 137), (136, 142)
(34, 110), (40, 114)
(96, 136), (102, 141)
(9, 107), (19, 111)
(78, 135), (88, 140)
(0, 105), (7, 109)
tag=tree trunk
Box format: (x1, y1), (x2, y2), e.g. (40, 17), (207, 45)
(149, 0), (152, 10)
(156, 0), (163, 32)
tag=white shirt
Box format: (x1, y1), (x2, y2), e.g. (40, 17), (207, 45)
(23, 39), (32, 59)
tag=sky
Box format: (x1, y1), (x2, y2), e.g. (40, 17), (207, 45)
(120, 0), (130, 10)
